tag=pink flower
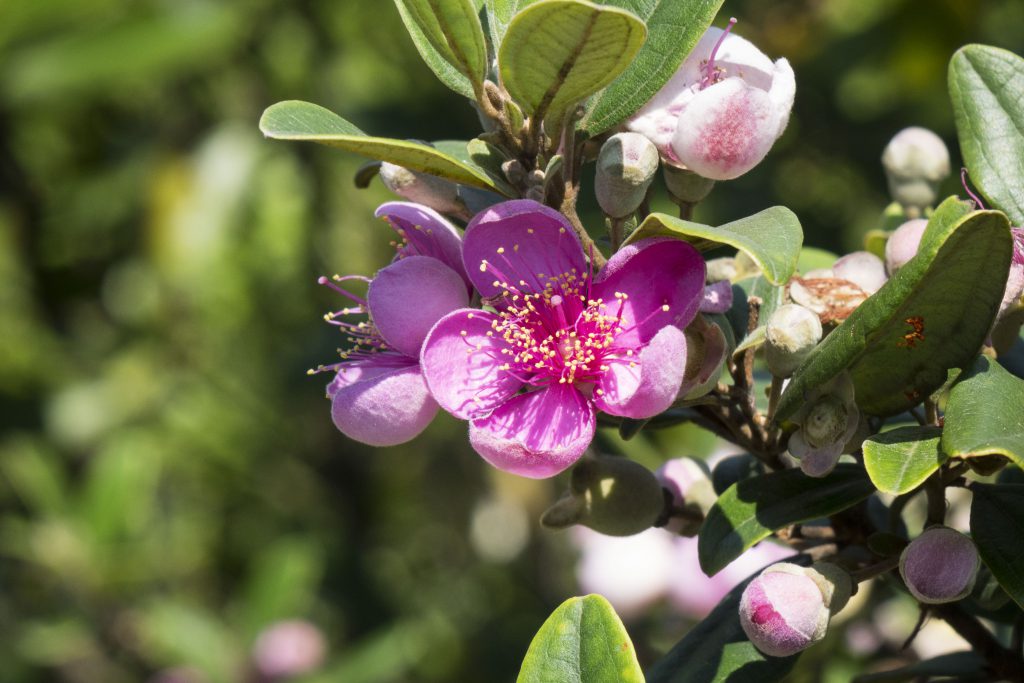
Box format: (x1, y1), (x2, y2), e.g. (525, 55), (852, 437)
(420, 200), (705, 478)
(314, 203), (470, 446)
(627, 20), (795, 181)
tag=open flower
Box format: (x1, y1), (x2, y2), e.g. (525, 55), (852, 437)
(313, 203), (469, 446)
(420, 200), (705, 478)
(627, 20), (795, 181)
(787, 373), (859, 477)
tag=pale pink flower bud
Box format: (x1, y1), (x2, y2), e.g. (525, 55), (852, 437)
(252, 619), (327, 679)
(595, 133), (659, 218)
(765, 304), (822, 378)
(832, 251), (886, 294)
(627, 21), (795, 181)
(882, 127), (951, 212)
(899, 526), (980, 604)
(885, 218), (928, 275)
(655, 457), (714, 536)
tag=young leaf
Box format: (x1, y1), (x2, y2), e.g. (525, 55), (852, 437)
(645, 561), (804, 683)
(776, 207), (1013, 419)
(943, 356), (1024, 467)
(863, 426), (948, 495)
(970, 484), (1024, 609)
(697, 464), (874, 576)
(626, 207), (803, 286)
(516, 594), (643, 683)
(394, 0), (489, 98)
(498, 0), (646, 125)
(259, 100), (510, 194)
(580, 0), (725, 135)
(485, 0), (538, 51)
(949, 44), (1024, 225)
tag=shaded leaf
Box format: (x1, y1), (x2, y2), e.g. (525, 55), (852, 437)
(970, 484), (1024, 610)
(852, 652), (987, 683)
(943, 355), (1024, 468)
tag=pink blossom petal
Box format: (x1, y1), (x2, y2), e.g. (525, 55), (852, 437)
(592, 238), (705, 345)
(798, 440), (845, 478)
(462, 200), (587, 299)
(367, 255), (469, 357)
(701, 280), (734, 313)
(375, 202), (467, 283)
(595, 325), (687, 419)
(469, 384), (595, 478)
(327, 353), (414, 396)
(420, 309), (522, 419)
(331, 364), (439, 446)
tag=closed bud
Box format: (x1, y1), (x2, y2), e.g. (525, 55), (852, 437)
(595, 133), (659, 218)
(253, 620), (327, 679)
(655, 458), (714, 536)
(705, 257), (737, 283)
(900, 526), (980, 604)
(542, 454), (665, 536)
(833, 251), (886, 294)
(765, 304), (822, 378)
(663, 164), (716, 205)
(379, 163), (466, 218)
(882, 127), (951, 213)
(885, 218), (927, 275)
(740, 562), (848, 657)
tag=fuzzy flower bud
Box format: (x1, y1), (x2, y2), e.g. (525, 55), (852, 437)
(832, 251), (887, 295)
(739, 562), (850, 657)
(885, 218), (928, 275)
(663, 165), (716, 205)
(380, 162), (466, 218)
(253, 620), (327, 679)
(899, 526), (980, 604)
(788, 373), (859, 478)
(655, 457), (714, 536)
(765, 304), (822, 378)
(595, 133), (659, 218)
(882, 127), (951, 213)
(541, 454), (666, 537)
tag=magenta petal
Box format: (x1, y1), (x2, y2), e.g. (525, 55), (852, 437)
(592, 238), (706, 345)
(420, 308), (522, 419)
(331, 364), (439, 446)
(700, 280), (734, 314)
(327, 353), (415, 396)
(462, 200), (587, 298)
(367, 255), (469, 357)
(469, 385), (595, 478)
(375, 202), (468, 284)
(595, 325), (687, 419)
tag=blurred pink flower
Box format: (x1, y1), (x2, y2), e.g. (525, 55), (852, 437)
(252, 619), (327, 679)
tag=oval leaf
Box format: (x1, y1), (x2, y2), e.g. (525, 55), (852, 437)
(777, 206), (1013, 419)
(517, 594), (643, 683)
(626, 207), (803, 286)
(580, 0), (725, 135)
(697, 464), (874, 576)
(949, 44), (1024, 225)
(942, 356), (1024, 467)
(499, 0), (646, 124)
(970, 484), (1024, 610)
(863, 426), (948, 495)
(259, 100), (510, 194)
(394, 0), (488, 98)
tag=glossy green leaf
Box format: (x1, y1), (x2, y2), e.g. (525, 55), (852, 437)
(777, 206), (1013, 419)
(394, 0), (488, 99)
(949, 44), (1024, 225)
(259, 101), (509, 194)
(516, 594), (643, 683)
(626, 207), (803, 286)
(970, 484), (1024, 609)
(646, 562), (803, 683)
(863, 426), (947, 495)
(580, 0), (725, 135)
(698, 464), (874, 575)
(943, 356), (1024, 467)
(498, 0), (646, 125)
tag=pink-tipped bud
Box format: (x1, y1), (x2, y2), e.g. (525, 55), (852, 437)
(832, 251), (886, 294)
(899, 526), (980, 604)
(885, 218), (928, 275)
(595, 133), (659, 218)
(252, 619), (327, 679)
(739, 562), (849, 657)
(882, 127), (951, 213)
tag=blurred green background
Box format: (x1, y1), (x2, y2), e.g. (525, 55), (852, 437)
(1, 0), (1021, 681)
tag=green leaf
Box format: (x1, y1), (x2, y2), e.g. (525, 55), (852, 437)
(949, 44), (1024, 225)
(777, 206), (1013, 419)
(728, 275), (784, 356)
(517, 594), (643, 683)
(943, 356), (1024, 467)
(698, 464), (874, 576)
(970, 484), (1024, 610)
(394, 0), (488, 99)
(432, 138), (517, 196)
(645, 562), (803, 683)
(580, 0), (725, 135)
(852, 652), (986, 683)
(863, 426), (948, 495)
(626, 207), (803, 286)
(797, 246), (838, 274)
(498, 0), (646, 125)
(485, 0), (538, 51)
(259, 101), (510, 194)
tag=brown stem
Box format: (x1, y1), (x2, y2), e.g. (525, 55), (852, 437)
(678, 201), (694, 220)
(925, 472), (946, 526)
(609, 217), (626, 252)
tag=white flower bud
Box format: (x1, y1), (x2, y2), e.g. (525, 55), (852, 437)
(882, 127), (951, 212)
(595, 133), (659, 218)
(833, 251), (887, 294)
(885, 218), (928, 275)
(765, 304), (822, 378)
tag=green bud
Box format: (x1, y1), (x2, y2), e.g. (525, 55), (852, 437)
(765, 304), (822, 378)
(663, 164), (715, 205)
(595, 133), (659, 218)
